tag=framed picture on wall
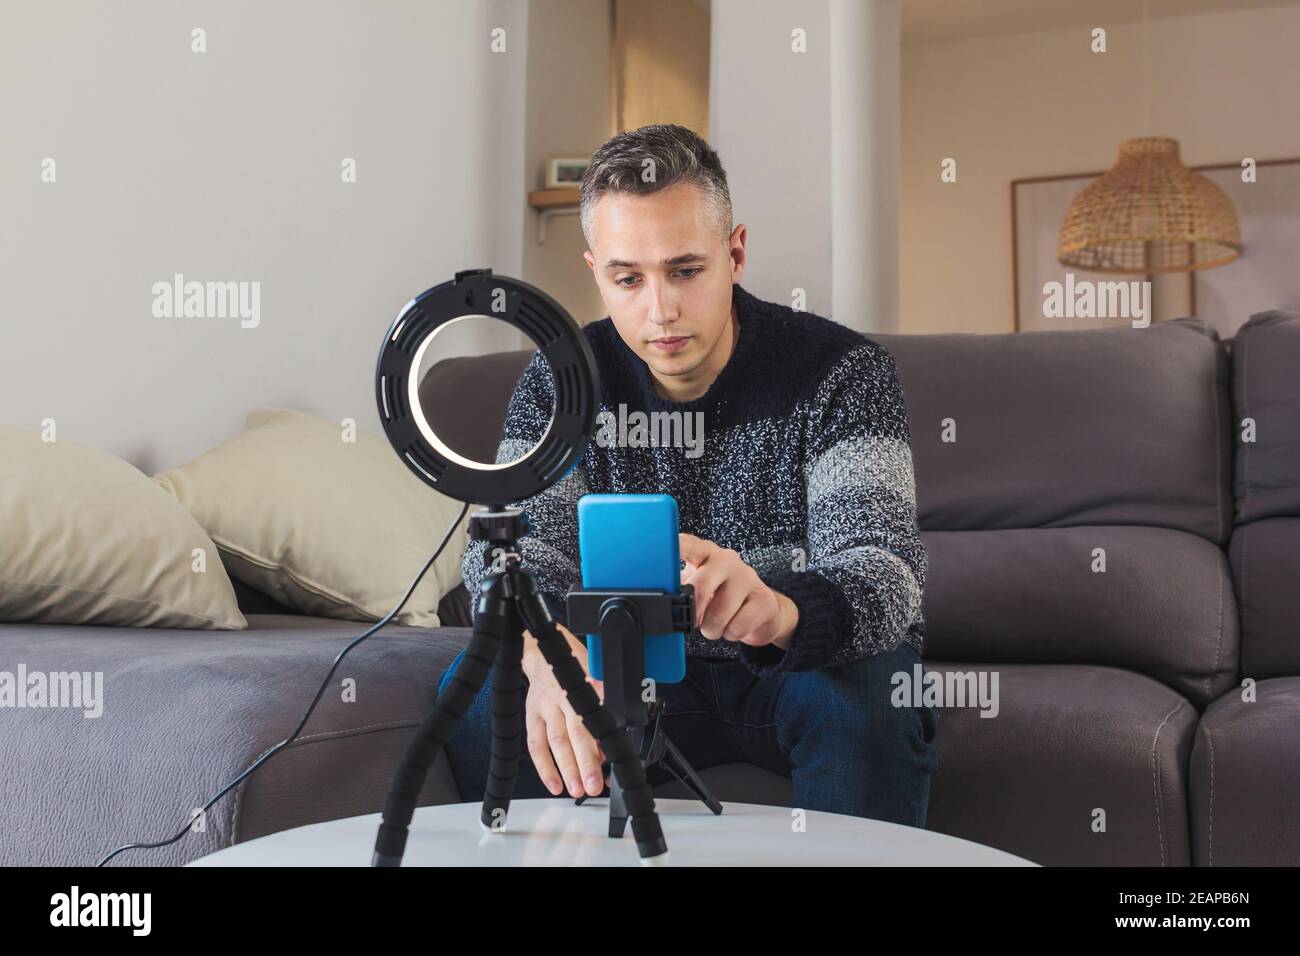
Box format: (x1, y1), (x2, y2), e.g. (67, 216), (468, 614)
(1189, 158), (1300, 340)
(1012, 157), (1300, 339)
(545, 157), (591, 189)
(1011, 172), (1187, 332)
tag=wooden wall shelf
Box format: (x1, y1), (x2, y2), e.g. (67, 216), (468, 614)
(528, 188), (581, 243)
(528, 187), (580, 210)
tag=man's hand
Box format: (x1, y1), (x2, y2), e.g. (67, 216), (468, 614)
(521, 622), (610, 799)
(679, 533), (799, 651)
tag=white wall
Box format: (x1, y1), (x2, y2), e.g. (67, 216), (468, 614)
(900, 3), (1300, 334)
(521, 0), (611, 327)
(0, 0), (528, 473)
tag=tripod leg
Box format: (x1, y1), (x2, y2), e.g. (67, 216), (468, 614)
(660, 735), (724, 815)
(607, 725), (644, 838)
(482, 630), (525, 832)
(371, 628), (497, 867)
(517, 590), (668, 864)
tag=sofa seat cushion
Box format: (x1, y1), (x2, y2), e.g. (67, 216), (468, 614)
(0, 614), (466, 866)
(1190, 676), (1300, 866)
(922, 661), (1197, 866)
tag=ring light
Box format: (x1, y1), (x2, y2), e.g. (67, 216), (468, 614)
(375, 268), (600, 507)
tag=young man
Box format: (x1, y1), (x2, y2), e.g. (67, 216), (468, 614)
(440, 123), (939, 826)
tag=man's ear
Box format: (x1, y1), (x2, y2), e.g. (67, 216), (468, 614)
(728, 223), (747, 281)
(583, 250), (596, 273)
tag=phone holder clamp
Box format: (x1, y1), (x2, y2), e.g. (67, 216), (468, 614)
(565, 584), (724, 836)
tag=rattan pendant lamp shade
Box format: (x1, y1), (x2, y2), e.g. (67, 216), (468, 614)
(1057, 136), (1242, 273)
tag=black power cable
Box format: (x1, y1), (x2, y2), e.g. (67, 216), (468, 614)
(96, 501), (471, 867)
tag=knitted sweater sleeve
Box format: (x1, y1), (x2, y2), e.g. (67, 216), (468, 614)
(460, 349), (590, 630)
(741, 342), (928, 676)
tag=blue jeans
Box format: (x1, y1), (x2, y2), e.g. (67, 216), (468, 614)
(435, 640), (940, 827)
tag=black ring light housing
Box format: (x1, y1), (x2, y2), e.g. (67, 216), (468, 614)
(375, 268), (600, 507)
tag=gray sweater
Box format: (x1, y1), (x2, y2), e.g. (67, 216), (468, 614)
(461, 282), (927, 676)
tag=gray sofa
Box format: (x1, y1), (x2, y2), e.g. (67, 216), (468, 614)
(2, 310), (1296, 867)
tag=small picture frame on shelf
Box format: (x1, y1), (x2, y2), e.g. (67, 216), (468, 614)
(546, 157), (590, 189)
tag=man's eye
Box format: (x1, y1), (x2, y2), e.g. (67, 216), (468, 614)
(616, 276), (639, 288)
(677, 268), (702, 279)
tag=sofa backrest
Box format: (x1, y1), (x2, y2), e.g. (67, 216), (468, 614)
(868, 318), (1233, 541)
(869, 319), (1238, 706)
(1228, 310), (1300, 678)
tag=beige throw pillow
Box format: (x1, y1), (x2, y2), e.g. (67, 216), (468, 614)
(152, 408), (471, 627)
(0, 426), (246, 629)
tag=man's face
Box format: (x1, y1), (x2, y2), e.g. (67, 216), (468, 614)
(584, 182), (745, 398)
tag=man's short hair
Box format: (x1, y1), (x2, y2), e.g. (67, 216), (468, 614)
(579, 123), (733, 247)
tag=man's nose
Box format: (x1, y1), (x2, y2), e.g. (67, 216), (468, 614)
(645, 283), (679, 325)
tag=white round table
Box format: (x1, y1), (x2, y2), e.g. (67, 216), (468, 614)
(189, 799), (1037, 866)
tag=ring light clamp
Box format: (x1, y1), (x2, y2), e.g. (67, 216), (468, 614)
(375, 268), (600, 507)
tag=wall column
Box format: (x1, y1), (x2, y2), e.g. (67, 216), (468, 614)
(829, 0), (900, 333)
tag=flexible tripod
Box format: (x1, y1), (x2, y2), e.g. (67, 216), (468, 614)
(566, 587), (723, 833)
(371, 506), (669, 866)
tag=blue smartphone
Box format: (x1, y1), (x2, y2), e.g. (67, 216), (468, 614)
(577, 493), (688, 684)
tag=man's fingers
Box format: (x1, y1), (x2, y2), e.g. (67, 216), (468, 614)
(526, 709), (563, 795)
(700, 580), (750, 640)
(564, 711), (606, 796)
(688, 569), (722, 636)
(560, 693), (605, 789)
(542, 707), (584, 797)
(521, 621), (609, 799)
(679, 532), (712, 568)
(727, 593), (771, 644)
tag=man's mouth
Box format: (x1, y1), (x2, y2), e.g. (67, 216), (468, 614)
(650, 336), (691, 353)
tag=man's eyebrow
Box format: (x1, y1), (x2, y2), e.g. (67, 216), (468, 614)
(603, 253), (709, 270)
